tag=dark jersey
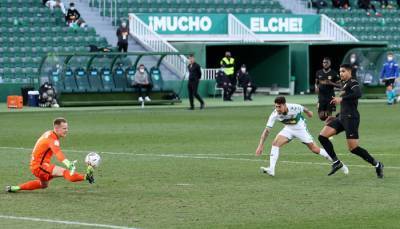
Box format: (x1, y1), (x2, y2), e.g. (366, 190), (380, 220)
(316, 68), (339, 99)
(339, 79), (361, 119)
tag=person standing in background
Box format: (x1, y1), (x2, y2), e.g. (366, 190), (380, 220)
(380, 52), (399, 105)
(220, 51), (236, 101)
(187, 55), (205, 110)
(116, 21), (129, 52)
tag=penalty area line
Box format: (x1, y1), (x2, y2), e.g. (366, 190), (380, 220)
(0, 215), (139, 229)
(1, 146), (399, 170)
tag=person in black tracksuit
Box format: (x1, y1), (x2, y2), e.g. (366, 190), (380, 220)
(216, 69), (235, 100)
(318, 64), (384, 178)
(236, 64), (257, 101)
(116, 21), (129, 52)
(187, 55), (204, 110)
(315, 57), (340, 121)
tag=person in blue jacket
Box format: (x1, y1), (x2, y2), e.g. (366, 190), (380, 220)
(380, 52), (398, 104)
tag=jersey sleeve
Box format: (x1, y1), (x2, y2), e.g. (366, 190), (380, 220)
(49, 139), (66, 162)
(266, 111), (277, 128)
(290, 104), (304, 113)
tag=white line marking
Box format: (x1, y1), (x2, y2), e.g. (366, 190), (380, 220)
(0, 215), (138, 229)
(0, 146), (395, 156)
(0, 146), (399, 170)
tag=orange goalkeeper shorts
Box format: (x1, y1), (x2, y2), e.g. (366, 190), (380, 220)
(31, 163), (55, 181)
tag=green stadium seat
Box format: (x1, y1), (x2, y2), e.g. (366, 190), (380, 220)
(100, 68), (115, 91)
(113, 66), (128, 89)
(75, 67), (91, 92)
(63, 68), (78, 92)
(88, 68), (102, 91)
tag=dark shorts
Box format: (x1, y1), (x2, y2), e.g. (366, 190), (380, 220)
(327, 117), (360, 139)
(318, 99), (336, 113)
(384, 78), (395, 87)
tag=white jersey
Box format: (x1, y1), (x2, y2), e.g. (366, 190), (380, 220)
(266, 103), (306, 128)
(266, 103), (313, 143)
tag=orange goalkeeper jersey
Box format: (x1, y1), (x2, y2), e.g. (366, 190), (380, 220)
(30, 130), (66, 170)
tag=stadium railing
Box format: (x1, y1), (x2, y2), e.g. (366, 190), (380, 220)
(129, 13), (188, 79)
(227, 14), (263, 43)
(320, 14), (359, 42)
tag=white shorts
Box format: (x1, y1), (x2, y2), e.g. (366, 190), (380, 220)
(278, 125), (314, 144)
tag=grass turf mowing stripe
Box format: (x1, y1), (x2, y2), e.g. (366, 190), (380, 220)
(0, 215), (139, 229)
(1, 146), (399, 170)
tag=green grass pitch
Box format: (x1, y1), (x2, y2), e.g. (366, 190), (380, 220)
(0, 96), (399, 229)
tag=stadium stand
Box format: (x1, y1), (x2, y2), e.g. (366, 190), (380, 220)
(90, 0), (291, 24)
(319, 0), (400, 50)
(0, 0), (108, 84)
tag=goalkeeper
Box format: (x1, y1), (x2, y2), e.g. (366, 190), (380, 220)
(6, 118), (94, 193)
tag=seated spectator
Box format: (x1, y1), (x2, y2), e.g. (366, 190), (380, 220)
(332, 0), (351, 9)
(358, 0), (382, 16)
(236, 64), (257, 101)
(311, 0), (328, 13)
(65, 3), (86, 28)
(216, 69), (235, 101)
(132, 64), (153, 102)
(42, 0), (66, 15)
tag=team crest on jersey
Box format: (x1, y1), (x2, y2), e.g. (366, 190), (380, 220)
(54, 140), (60, 146)
(328, 76), (332, 80)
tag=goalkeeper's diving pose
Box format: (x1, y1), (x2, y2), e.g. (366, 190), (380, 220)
(6, 118), (94, 193)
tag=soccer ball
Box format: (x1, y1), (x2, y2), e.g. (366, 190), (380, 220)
(85, 152), (101, 168)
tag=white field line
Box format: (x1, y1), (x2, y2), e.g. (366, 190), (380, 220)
(0, 147), (399, 170)
(0, 215), (138, 229)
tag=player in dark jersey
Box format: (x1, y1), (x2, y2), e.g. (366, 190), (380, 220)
(315, 57), (340, 121)
(318, 64), (384, 178)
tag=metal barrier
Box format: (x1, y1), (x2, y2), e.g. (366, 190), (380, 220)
(228, 14), (262, 43)
(89, 0), (117, 26)
(320, 14), (359, 42)
(201, 68), (219, 80)
(129, 13), (188, 79)
(278, 0), (316, 14)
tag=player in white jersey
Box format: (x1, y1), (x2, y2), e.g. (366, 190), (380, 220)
(255, 96), (349, 176)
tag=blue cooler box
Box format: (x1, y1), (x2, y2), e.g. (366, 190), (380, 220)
(27, 91), (39, 107)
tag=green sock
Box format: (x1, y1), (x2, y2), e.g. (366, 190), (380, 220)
(11, 186), (20, 192)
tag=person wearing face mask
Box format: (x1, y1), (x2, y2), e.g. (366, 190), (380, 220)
(65, 3), (81, 27)
(349, 53), (359, 79)
(315, 57), (340, 121)
(216, 68), (235, 101)
(236, 64), (257, 101)
(220, 51), (236, 100)
(133, 64), (153, 102)
(380, 52), (399, 104)
(116, 21), (129, 52)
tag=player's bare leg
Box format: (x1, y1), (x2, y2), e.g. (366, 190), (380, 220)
(305, 142), (348, 175)
(346, 139), (384, 178)
(260, 135), (289, 176)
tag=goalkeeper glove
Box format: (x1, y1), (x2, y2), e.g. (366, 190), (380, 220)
(62, 159), (77, 175)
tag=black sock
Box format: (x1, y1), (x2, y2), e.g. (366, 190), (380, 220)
(318, 135), (338, 161)
(351, 146), (378, 166)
